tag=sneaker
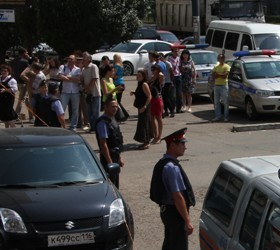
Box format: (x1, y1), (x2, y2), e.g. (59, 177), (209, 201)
(29, 119), (34, 124)
(187, 108), (192, 113)
(224, 118), (229, 122)
(82, 125), (90, 131)
(212, 117), (221, 122)
(169, 113), (175, 118)
(182, 106), (187, 112)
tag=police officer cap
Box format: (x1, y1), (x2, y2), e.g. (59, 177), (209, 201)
(161, 128), (188, 144)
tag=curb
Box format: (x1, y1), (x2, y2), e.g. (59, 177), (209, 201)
(232, 123), (280, 132)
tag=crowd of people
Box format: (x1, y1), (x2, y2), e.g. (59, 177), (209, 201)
(0, 46), (232, 250)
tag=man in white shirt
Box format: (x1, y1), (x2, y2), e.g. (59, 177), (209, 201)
(58, 54), (81, 131)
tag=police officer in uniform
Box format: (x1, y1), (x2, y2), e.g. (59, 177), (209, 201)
(32, 81), (66, 128)
(95, 94), (124, 188)
(150, 128), (195, 250)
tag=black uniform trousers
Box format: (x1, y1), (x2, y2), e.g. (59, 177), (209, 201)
(160, 204), (188, 250)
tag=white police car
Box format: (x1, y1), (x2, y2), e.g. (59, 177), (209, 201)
(168, 44), (218, 95)
(200, 155), (280, 250)
(208, 50), (280, 120)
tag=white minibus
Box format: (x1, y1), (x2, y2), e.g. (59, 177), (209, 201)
(206, 20), (280, 59)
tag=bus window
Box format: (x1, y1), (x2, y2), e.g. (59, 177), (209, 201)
(212, 30), (225, 48)
(225, 32), (239, 51)
(206, 29), (213, 44)
(240, 34), (253, 51)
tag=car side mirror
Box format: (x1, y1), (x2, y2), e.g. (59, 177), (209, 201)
(107, 163), (120, 175)
(138, 49), (148, 54)
(232, 73), (242, 82)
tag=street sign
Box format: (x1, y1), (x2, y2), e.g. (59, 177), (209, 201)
(0, 9), (15, 22)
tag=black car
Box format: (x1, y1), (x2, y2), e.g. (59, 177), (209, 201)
(0, 127), (134, 250)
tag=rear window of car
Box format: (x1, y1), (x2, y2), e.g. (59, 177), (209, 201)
(204, 167), (243, 227)
(111, 42), (141, 53)
(191, 52), (218, 65)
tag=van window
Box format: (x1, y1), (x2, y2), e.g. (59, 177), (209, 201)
(204, 168), (243, 227)
(261, 204), (280, 249)
(240, 34), (253, 51)
(206, 29), (213, 44)
(225, 32), (239, 51)
(212, 30), (225, 48)
(239, 189), (268, 250)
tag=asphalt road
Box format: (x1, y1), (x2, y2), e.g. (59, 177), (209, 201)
(7, 76), (280, 250)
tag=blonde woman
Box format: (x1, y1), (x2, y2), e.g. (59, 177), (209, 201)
(113, 54), (125, 103)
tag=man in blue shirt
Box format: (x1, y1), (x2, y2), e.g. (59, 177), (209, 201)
(150, 128), (195, 250)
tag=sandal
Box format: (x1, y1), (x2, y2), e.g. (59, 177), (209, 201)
(151, 139), (161, 144)
(138, 144), (150, 150)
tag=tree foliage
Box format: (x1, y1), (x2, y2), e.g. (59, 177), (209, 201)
(5, 0), (150, 58)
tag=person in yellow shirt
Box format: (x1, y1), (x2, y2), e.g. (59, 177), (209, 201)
(212, 54), (231, 122)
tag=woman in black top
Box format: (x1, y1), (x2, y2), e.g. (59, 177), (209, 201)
(130, 70), (152, 150)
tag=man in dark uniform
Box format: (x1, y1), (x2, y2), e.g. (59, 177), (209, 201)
(150, 128), (195, 250)
(95, 94), (124, 188)
(32, 81), (66, 128)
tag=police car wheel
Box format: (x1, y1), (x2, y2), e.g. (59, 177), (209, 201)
(246, 98), (258, 121)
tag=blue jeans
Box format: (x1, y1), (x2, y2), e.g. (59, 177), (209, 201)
(87, 95), (100, 131)
(173, 76), (182, 112)
(214, 85), (229, 119)
(61, 92), (80, 129)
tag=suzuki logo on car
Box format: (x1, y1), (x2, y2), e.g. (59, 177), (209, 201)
(65, 221), (75, 230)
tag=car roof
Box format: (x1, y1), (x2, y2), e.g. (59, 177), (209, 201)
(128, 39), (172, 44)
(232, 55), (280, 63)
(221, 155), (280, 181)
(0, 127), (84, 147)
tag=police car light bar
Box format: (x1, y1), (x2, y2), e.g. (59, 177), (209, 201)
(170, 44), (209, 50)
(233, 50), (276, 57)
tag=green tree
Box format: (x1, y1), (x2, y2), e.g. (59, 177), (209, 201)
(12, 0), (148, 57)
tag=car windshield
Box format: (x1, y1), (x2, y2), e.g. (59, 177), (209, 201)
(254, 34), (280, 50)
(111, 42), (141, 53)
(159, 33), (179, 43)
(191, 52), (218, 65)
(244, 61), (280, 79)
(0, 144), (104, 186)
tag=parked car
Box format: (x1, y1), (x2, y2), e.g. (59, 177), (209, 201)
(207, 50), (280, 120)
(132, 28), (179, 44)
(180, 35), (206, 45)
(165, 44), (218, 95)
(92, 39), (172, 76)
(157, 30), (180, 44)
(0, 127), (134, 249)
(200, 154), (280, 250)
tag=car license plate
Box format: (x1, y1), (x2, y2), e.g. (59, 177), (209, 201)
(48, 232), (95, 247)
(202, 71), (210, 78)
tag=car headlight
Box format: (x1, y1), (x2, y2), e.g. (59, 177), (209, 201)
(0, 208), (27, 233)
(108, 198), (125, 228)
(255, 89), (275, 97)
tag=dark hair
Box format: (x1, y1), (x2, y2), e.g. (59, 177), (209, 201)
(137, 70), (147, 82)
(32, 62), (42, 71)
(0, 64), (12, 74)
(151, 64), (161, 72)
(49, 57), (60, 69)
(39, 80), (47, 87)
(218, 54), (225, 60)
(103, 64), (114, 75)
(104, 93), (117, 106)
(18, 47), (28, 56)
(101, 55), (109, 61)
(180, 49), (190, 60)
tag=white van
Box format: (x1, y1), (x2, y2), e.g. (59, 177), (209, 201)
(206, 20), (280, 59)
(200, 155), (280, 250)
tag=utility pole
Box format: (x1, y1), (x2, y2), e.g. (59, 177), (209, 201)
(192, 0), (200, 44)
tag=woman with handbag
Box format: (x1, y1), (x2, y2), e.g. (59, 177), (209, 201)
(130, 70), (153, 150)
